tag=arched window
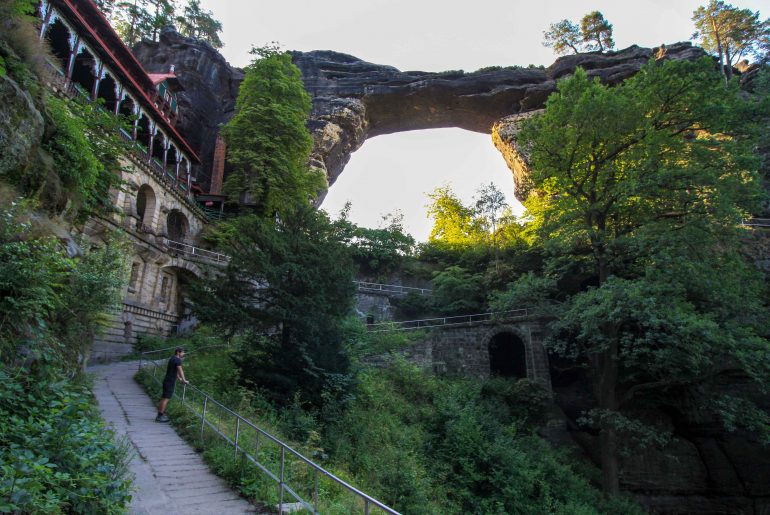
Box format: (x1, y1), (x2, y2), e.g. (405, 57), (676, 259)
(166, 210), (189, 241)
(96, 72), (119, 112)
(136, 184), (156, 230)
(489, 332), (527, 379)
(44, 18), (71, 74)
(70, 46), (96, 98)
(136, 114), (152, 152)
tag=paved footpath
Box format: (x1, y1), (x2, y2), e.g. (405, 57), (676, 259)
(90, 361), (256, 515)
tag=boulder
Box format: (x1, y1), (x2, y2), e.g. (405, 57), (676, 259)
(0, 74), (44, 178)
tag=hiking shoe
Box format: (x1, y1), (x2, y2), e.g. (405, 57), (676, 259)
(155, 414), (170, 423)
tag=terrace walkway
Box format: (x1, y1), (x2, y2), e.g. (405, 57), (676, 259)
(89, 361), (256, 514)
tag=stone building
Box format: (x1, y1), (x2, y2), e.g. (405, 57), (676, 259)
(36, 0), (221, 360)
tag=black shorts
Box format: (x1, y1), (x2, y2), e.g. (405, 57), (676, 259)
(162, 380), (175, 399)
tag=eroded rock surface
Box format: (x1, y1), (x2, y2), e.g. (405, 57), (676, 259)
(0, 74), (44, 178)
(132, 34), (705, 199)
(133, 29), (243, 188)
(292, 42), (707, 202)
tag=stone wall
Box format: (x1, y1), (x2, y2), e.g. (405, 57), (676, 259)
(395, 320), (551, 387)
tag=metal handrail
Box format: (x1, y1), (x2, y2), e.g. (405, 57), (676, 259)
(139, 356), (400, 514)
(368, 308), (532, 332)
(743, 218), (770, 228)
(164, 238), (230, 263)
(353, 281), (432, 296)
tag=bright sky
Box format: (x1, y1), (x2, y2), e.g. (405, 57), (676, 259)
(199, 0), (766, 240)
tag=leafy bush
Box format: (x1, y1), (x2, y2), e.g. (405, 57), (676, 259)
(0, 367), (133, 513)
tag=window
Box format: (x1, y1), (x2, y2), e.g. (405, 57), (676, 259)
(128, 262), (141, 292)
(159, 274), (171, 304)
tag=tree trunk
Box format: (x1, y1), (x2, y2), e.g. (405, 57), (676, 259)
(597, 337), (620, 497)
(710, 16), (728, 84)
(593, 229), (621, 497)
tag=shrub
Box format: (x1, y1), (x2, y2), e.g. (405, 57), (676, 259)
(0, 367), (133, 513)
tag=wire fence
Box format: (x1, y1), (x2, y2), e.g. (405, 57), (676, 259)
(139, 355), (400, 515)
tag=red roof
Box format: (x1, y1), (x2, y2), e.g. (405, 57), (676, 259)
(54, 0), (200, 162)
(148, 73), (177, 85)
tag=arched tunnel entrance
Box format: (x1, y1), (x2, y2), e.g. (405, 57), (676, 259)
(488, 331), (527, 379)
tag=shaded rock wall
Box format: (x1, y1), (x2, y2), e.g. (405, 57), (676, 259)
(133, 29), (243, 190)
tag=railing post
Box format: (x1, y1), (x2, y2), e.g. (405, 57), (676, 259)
(365, 499), (370, 515)
(279, 446), (285, 512)
(182, 383), (186, 404)
(234, 417), (240, 458)
(314, 469), (319, 513)
(200, 396), (208, 443)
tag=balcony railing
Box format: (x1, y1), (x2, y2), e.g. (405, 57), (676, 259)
(367, 309), (532, 332)
(164, 238), (230, 264)
(353, 281), (432, 296)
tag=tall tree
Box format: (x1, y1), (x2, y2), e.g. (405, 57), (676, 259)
(693, 1), (770, 81)
(505, 60), (770, 496)
(176, 0), (223, 49)
(543, 19), (582, 55)
(111, 0), (176, 46)
(222, 46), (325, 217)
(192, 204), (355, 407)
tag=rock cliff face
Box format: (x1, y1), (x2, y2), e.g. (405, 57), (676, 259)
(291, 42), (707, 202)
(133, 29), (243, 189)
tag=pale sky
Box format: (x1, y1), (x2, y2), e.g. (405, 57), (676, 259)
(198, 0), (766, 240)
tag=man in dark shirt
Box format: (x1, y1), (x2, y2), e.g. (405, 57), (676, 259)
(156, 346), (189, 422)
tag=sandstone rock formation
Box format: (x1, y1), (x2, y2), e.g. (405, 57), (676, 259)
(292, 42), (707, 202)
(0, 74), (44, 178)
(132, 34), (706, 200)
(133, 28), (243, 189)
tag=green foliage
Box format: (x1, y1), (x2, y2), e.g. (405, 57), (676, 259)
(515, 58), (770, 494)
(325, 360), (641, 514)
(222, 49), (324, 216)
(692, 1), (770, 81)
(0, 367), (133, 513)
(110, 0), (176, 46)
(26, 96), (129, 219)
(336, 206), (416, 277)
(431, 265), (485, 315)
(0, 199), (128, 369)
(176, 0), (223, 48)
(543, 11), (614, 55)
(193, 204), (355, 408)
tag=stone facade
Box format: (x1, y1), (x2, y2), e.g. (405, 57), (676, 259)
(89, 152), (209, 361)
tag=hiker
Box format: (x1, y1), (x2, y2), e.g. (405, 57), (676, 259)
(156, 346), (189, 422)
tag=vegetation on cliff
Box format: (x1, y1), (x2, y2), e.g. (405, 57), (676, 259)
(0, 4), (134, 511)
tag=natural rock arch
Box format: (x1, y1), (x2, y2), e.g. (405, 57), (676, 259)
(131, 31), (706, 197)
(291, 43), (706, 203)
